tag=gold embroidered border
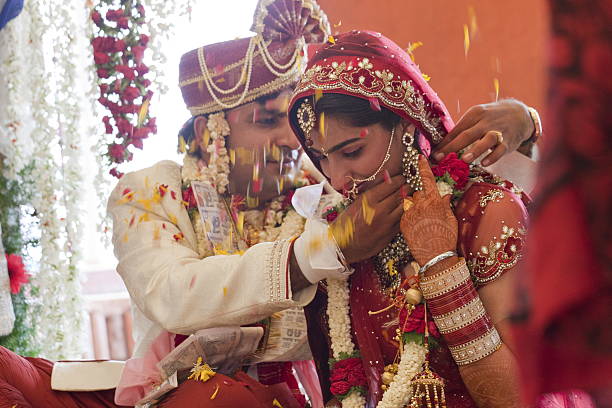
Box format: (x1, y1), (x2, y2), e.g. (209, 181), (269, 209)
(293, 58), (445, 143)
(479, 189), (505, 208)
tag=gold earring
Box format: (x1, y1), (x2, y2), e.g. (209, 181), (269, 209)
(296, 100), (316, 147)
(402, 129), (422, 191)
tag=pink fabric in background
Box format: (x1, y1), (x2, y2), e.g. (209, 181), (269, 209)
(114, 330), (174, 406)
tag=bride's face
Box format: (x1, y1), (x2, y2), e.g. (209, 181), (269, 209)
(308, 116), (409, 193)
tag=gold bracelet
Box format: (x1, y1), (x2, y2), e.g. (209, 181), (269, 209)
(419, 258), (471, 299)
(448, 327), (502, 366)
(525, 106), (542, 145)
(433, 296), (487, 334)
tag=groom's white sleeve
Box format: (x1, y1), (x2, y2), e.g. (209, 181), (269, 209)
(107, 161), (317, 336)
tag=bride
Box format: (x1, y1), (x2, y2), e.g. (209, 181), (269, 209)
(287, 30), (529, 408)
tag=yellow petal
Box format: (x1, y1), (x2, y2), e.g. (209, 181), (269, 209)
(138, 98), (150, 127)
(463, 24), (470, 57)
(318, 112), (325, 139)
(314, 88), (323, 103)
(361, 195), (376, 225)
(202, 128), (211, 148)
(493, 78), (500, 101)
(236, 211), (245, 236)
(210, 384), (220, 400)
(178, 135), (187, 153)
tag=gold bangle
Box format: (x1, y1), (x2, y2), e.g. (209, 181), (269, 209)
(433, 296), (487, 334)
(526, 106), (542, 144)
(448, 327), (502, 366)
(419, 258), (471, 299)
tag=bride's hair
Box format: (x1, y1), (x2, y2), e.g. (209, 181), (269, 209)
(314, 93), (401, 131)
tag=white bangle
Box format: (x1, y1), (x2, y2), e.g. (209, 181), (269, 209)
(419, 251), (457, 275)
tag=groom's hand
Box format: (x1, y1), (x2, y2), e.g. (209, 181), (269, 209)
(432, 99), (534, 166)
(332, 175), (404, 264)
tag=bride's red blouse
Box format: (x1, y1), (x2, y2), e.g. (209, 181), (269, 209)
(305, 174), (529, 407)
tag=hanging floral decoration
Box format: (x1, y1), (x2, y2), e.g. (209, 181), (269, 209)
(5, 254), (30, 295)
(91, 0), (157, 178)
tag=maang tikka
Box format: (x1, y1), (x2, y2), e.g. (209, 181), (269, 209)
(402, 129), (422, 191)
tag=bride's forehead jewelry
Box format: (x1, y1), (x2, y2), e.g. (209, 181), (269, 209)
(345, 127), (395, 201)
(297, 100), (316, 147)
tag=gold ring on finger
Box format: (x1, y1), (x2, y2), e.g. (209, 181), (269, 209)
(491, 130), (504, 146)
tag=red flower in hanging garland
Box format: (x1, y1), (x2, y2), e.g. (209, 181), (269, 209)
(5, 254), (30, 294)
(329, 356), (367, 399)
(91, 0), (157, 178)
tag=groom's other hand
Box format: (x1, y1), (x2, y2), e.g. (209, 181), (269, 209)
(432, 99), (535, 166)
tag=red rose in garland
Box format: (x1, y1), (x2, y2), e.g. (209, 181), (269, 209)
(6, 254), (30, 294)
(431, 152), (470, 190)
(329, 356), (367, 398)
(91, 0), (157, 178)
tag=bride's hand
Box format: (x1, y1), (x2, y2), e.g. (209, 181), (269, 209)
(400, 156), (458, 266)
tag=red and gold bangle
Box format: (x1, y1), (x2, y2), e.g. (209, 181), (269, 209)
(433, 296), (487, 335)
(419, 258), (470, 299)
(420, 258), (502, 365)
(448, 327), (501, 366)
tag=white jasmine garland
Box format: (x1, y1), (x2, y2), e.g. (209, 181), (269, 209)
(377, 342), (426, 408)
(436, 180), (454, 197)
(326, 270), (428, 408)
(198, 112), (231, 194)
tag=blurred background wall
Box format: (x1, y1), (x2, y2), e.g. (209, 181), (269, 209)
(318, 0), (549, 123)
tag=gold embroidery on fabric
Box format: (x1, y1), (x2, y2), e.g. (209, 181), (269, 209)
(467, 224), (527, 286)
(294, 57), (445, 142)
(479, 189), (505, 208)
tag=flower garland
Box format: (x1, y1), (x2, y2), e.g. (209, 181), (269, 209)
(0, 165), (39, 355)
(140, 0), (192, 96)
(91, 0), (157, 178)
(180, 112), (308, 255)
(325, 153), (472, 407)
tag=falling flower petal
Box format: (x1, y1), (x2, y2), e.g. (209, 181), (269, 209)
(463, 24), (470, 57)
(210, 384), (220, 400)
(384, 170), (391, 184)
(236, 211), (245, 236)
(319, 112), (325, 138)
(178, 135), (187, 153)
(328, 35), (335, 44)
(493, 78), (500, 101)
(314, 88), (323, 102)
(468, 6), (478, 37)
(138, 98), (150, 127)
(202, 128), (211, 148)
(406, 41), (423, 62)
(368, 97), (381, 112)
(361, 195), (375, 225)
(422, 73), (431, 82)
